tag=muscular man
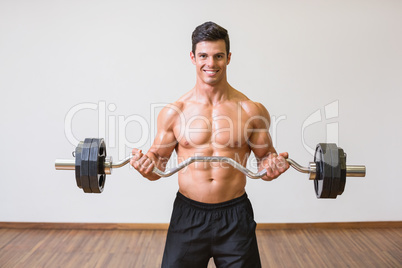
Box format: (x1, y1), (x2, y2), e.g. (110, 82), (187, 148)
(131, 22), (289, 268)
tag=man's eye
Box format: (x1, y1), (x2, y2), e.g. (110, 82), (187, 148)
(199, 55), (206, 59)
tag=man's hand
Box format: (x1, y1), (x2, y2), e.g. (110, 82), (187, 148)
(260, 152), (289, 181)
(130, 148), (160, 181)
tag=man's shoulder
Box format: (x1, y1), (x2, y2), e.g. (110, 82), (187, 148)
(230, 88), (263, 107)
(159, 101), (184, 118)
(239, 98), (270, 118)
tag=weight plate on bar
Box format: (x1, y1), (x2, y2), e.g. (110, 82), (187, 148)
(80, 138), (93, 193)
(338, 147), (347, 196)
(314, 143), (333, 198)
(88, 138), (106, 193)
(328, 144), (341, 199)
(98, 139), (107, 190)
(74, 141), (84, 189)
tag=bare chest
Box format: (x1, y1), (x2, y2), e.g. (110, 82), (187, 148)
(174, 103), (252, 150)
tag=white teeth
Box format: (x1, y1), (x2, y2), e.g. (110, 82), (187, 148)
(205, 70), (217, 74)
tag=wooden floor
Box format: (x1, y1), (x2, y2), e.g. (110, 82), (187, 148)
(0, 227), (401, 267)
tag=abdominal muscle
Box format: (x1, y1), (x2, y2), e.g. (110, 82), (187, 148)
(177, 150), (249, 204)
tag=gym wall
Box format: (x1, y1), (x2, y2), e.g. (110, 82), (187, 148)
(0, 0), (401, 223)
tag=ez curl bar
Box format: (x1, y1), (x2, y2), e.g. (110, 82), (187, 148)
(55, 138), (366, 198)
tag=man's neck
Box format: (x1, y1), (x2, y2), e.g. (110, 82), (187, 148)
(194, 80), (232, 105)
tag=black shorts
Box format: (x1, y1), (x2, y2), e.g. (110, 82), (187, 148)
(161, 192), (261, 268)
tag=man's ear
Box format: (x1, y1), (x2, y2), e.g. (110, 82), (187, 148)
(227, 52), (232, 65)
(190, 51), (196, 65)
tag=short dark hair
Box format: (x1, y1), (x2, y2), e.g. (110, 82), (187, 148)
(192, 21), (230, 57)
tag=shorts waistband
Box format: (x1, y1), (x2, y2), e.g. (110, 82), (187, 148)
(176, 191), (248, 210)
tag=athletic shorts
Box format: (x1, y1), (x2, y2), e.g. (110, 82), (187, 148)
(161, 192), (261, 268)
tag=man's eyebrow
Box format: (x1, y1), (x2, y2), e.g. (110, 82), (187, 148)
(197, 52), (226, 56)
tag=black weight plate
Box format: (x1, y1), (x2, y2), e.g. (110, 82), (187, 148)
(328, 144), (341, 199)
(314, 144), (324, 198)
(74, 141), (84, 189)
(314, 143), (332, 198)
(88, 139), (100, 193)
(80, 138), (93, 193)
(338, 147), (346, 196)
(98, 139), (106, 190)
(88, 138), (106, 193)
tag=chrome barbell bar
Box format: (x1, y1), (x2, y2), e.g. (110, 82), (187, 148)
(55, 155), (366, 179)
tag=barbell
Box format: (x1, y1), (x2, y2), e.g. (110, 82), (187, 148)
(55, 138), (366, 198)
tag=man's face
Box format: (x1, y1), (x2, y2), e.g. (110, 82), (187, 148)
(190, 40), (231, 86)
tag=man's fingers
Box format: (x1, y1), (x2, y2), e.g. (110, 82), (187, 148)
(264, 166), (274, 180)
(130, 150), (148, 171)
(131, 149), (143, 160)
(269, 153), (277, 159)
(270, 156), (283, 171)
(133, 161), (139, 169)
(275, 156), (288, 170)
(140, 157), (151, 168)
(132, 148), (141, 154)
(138, 155), (149, 166)
(135, 156), (155, 175)
(264, 166), (280, 181)
(145, 161), (155, 173)
(261, 152), (290, 181)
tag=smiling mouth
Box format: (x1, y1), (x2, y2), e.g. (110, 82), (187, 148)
(203, 70), (219, 75)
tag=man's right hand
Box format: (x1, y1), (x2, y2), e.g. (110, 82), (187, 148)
(130, 148), (160, 181)
(259, 152), (289, 181)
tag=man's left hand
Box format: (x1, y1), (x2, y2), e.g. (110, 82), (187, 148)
(260, 152), (289, 181)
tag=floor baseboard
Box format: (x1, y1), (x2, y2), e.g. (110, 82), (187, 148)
(0, 221), (401, 230)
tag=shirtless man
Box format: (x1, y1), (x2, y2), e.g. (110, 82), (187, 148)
(131, 22), (289, 268)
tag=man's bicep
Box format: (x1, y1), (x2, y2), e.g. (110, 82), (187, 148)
(248, 102), (276, 159)
(148, 104), (180, 159)
(149, 128), (177, 158)
(249, 131), (276, 159)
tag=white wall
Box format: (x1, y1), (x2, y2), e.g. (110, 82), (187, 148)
(1, 0), (401, 223)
